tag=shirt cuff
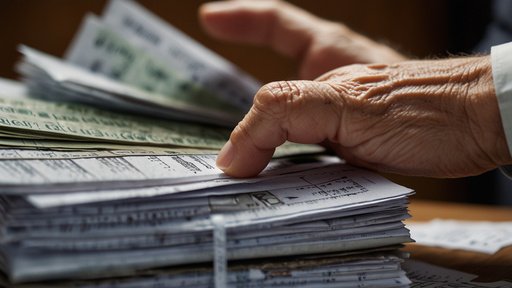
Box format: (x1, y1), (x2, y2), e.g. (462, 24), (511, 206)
(491, 42), (512, 156)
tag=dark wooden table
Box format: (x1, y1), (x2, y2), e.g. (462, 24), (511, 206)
(405, 200), (512, 282)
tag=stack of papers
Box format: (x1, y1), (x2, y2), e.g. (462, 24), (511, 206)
(0, 0), (416, 287)
(0, 155), (414, 286)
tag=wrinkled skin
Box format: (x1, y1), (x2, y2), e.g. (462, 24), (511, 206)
(200, 0), (512, 178)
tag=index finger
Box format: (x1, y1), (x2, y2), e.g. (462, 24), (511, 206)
(216, 80), (343, 177)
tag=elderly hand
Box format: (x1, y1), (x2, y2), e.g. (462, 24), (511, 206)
(200, 1), (511, 178)
(200, 0), (406, 79)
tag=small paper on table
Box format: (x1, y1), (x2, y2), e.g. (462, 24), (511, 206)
(407, 219), (512, 254)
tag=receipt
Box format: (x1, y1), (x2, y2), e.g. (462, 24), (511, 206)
(407, 219), (512, 254)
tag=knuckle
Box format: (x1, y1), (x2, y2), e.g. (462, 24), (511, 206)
(253, 81), (304, 119)
(317, 64), (366, 82)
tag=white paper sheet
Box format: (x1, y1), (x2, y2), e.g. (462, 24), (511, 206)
(407, 219), (512, 254)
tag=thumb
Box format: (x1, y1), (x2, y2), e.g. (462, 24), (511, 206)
(216, 80), (343, 177)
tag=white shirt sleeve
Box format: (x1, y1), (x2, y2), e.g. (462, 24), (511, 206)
(491, 42), (512, 178)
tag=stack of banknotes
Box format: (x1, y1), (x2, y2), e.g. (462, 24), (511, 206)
(0, 1), (415, 287)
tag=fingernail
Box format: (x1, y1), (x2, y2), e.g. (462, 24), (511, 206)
(216, 140), (235, 170)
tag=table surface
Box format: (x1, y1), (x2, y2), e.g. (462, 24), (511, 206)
(405, 199), (512, 282)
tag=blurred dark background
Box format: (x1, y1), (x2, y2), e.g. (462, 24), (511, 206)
(0, 0), (509, 206)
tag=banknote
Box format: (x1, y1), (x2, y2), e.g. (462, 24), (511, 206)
(0, 95), (231, 149)
(0, 138), (181, 150)
(0, 138), (324, 158)
(66, 15), (243, 116)
(100, 0), (260, 111)
(18, 46), (241, 126)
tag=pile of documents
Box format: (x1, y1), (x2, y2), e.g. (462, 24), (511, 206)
(0, 1), (415, 287)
